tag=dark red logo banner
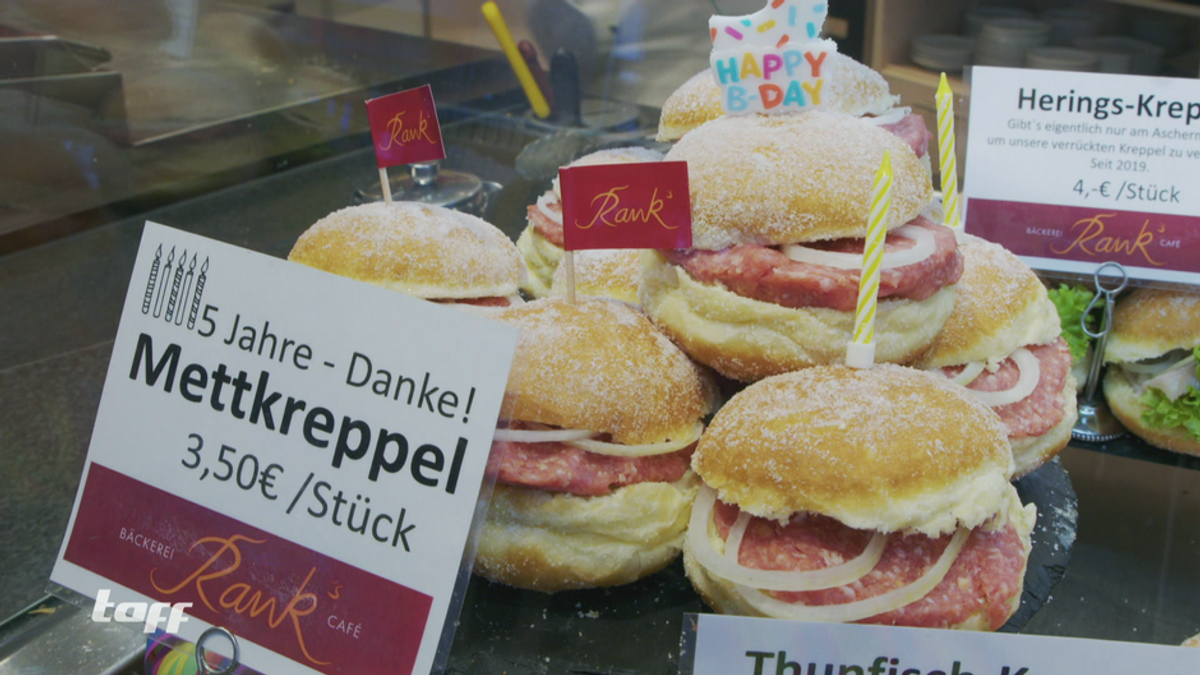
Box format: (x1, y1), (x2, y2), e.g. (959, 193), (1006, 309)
(365, 85), (446, 169)
(559, 161), (693, 251)
(966, 198), (1200, 273)
(65, 463), (432, 675)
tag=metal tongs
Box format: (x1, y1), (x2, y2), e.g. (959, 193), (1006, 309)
(1072, 262), (1129, 442)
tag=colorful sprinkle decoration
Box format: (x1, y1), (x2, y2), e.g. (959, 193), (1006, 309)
(709, 0), (835, 116)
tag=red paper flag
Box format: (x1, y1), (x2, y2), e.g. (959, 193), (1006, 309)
(559, 161), (692, 251)
(365, 84), (446, 169)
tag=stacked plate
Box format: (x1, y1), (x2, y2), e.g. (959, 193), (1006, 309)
(1072, 36), (1165, 75)
(911, 34), (975, 73)
(1039, 8), (1103, 47)
(964, 7), (1034, 37)
(975, 18), (1051, 67)
(1025, 47), (1100, 72)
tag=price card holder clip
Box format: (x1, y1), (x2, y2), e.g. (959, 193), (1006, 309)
(195, 627), (241, 675)
(1072, 261), (1129, 442)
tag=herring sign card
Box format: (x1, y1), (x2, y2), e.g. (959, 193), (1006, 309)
(683, 614), (1198, 675)
(963, 66), (1200, 286)
(50, 222), (518, 675)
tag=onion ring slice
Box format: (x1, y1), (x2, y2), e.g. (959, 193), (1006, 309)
(936, 361), (986, 387)
(536, 192), (563, 225)
(491, 427), (594, 443)
(687, 486), (887, 591)
(733, 527), (970, 622)
(867, 107), (912, 126)
(569, 422), (703, 457)
(780, 224), (935, 270)
(967, 348), (1040, 408)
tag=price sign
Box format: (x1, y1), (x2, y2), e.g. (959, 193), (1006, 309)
(963, 66), (1200, 285)
(50, 222), (517, 675)
(682, 614), (1198, 675)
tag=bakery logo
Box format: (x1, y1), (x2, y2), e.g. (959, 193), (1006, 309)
(150, 533), (329, 666)
(966, 198), (1199, 274)
(559, 161), (692, 250)
(91, 588), (191, 633)
(365, 84), (446, 169)
(709, 0), (835, 115)
(1050, 213), (1167, 266)
(142, 244), (210, 330)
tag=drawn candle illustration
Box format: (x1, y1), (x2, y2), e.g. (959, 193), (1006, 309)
(153, 247), (174, 318)
(187, 258), (209, 330)
(142, 245), (162, 315)
(164, 249), (187, 323)
(175, 254), (196, 326)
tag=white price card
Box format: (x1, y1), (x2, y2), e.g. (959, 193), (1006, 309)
(683, 614), (1197, 675)
(963, 66), (1200, 285)
(50, 222), (518, 675)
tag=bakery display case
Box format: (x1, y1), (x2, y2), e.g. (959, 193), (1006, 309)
(3, 1), (1200, 674)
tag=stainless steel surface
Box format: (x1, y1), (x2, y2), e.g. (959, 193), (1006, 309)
(0, 601), (144, 675)
(1073, 400), (1127, 443)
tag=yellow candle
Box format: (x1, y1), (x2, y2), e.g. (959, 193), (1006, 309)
(481, 2), (551, 119)
(936, 73), (960, 232)
(846, 151), (893, 369)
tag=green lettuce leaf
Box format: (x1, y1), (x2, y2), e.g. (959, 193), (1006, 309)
(1139, 347), (1200, 442)
(1047, 284), (1097, 361)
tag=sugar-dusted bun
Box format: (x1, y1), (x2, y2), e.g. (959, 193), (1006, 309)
(493, 298), (715, 443)
(656, 70), (725, 143)
(639, 251), (955, 380)
(656, 53), (899, 142)
(681, 486), (1034, 626)
(518, 147), (664, 298)
(549, 249), (641, 304)
(1104, 288), (1200, 364)
(665, 111), (932, 250)
(476, 475), (698, 592)
(1011, 370), (1078, 478)
(289, 202), (523, 299)
(916, 235), (1061, 369)
(1104, 368), (1200, 456)
(516, 224), (562, 297)
(694, 365), (1013, 536)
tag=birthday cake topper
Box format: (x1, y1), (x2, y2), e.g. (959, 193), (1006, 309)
(709, 0), (837, 115)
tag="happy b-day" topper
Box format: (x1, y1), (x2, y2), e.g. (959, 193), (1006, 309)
(709, 0), (836, 115)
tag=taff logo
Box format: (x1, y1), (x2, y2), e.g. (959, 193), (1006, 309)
(91, 589), (192, 633)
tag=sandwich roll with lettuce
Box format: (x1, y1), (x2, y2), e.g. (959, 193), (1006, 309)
(1103, 288), (1200, 456)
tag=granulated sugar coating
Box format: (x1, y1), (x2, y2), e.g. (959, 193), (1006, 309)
(655, 52), (898, 142)
(694, 365), (1014, 536)
(665, 111), (932, 250)
(549, 249), (642, 304)
(1106, 288), (1200, 363)
(551, 147), (665, 199)
(916, 234), (1060, 369)
(494, 298), (716, 444)
(288, 202), (523, 298)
